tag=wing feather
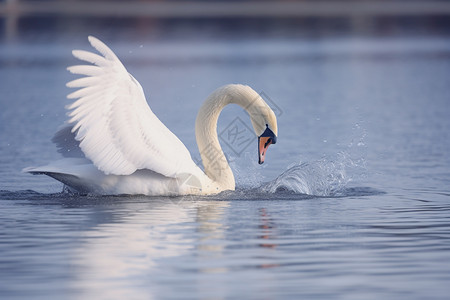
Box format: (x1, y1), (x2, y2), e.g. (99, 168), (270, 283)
(67, 65), (103, 76)
(66, 76), (101, 88)
(72, 50), (108, 66)
(65, 36), (197, 177)
(88, 36), (120, 61)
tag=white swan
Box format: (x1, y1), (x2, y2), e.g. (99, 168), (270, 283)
(24, 36), (278, 195)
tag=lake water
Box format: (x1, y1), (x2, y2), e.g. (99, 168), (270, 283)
(1, 33), (450, 299)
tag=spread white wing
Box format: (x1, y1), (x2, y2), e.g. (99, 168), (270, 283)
(66, 36), (196, 177)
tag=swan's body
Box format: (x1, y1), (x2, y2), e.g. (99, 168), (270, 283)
(25, 36), (278, 195)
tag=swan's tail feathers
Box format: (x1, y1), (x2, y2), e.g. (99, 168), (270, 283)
(23, 158), (101, 193)
(23, 166), (78, 181)
(23, 167), (93, 194)
(23, 159), (85, 176)
(25, 168), (78, 182)
(23, 167), (44, 175)
(22, 165), (52, 175)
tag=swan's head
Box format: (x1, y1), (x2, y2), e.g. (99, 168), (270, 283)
(258, 124), (277, 164)
(242, 88), (278, 165)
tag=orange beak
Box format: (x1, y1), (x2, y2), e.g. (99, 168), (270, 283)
(258, 126), (277, 164)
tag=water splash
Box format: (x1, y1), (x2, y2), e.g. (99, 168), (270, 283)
(261, 152), (363, 196)
(229, 152), (267, 188)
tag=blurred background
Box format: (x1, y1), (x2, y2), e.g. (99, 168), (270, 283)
(1, 0), (450, 42)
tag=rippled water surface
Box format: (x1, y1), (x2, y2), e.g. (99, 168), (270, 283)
(1, 33), (450, 299)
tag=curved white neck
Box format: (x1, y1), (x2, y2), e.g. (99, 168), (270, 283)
(195, 84), (262, 190)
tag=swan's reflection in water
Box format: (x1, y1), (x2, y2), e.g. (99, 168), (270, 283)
(69, 198), (229, 299)
(258, 208), (277, 249)
(195, 203), (229, 274)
